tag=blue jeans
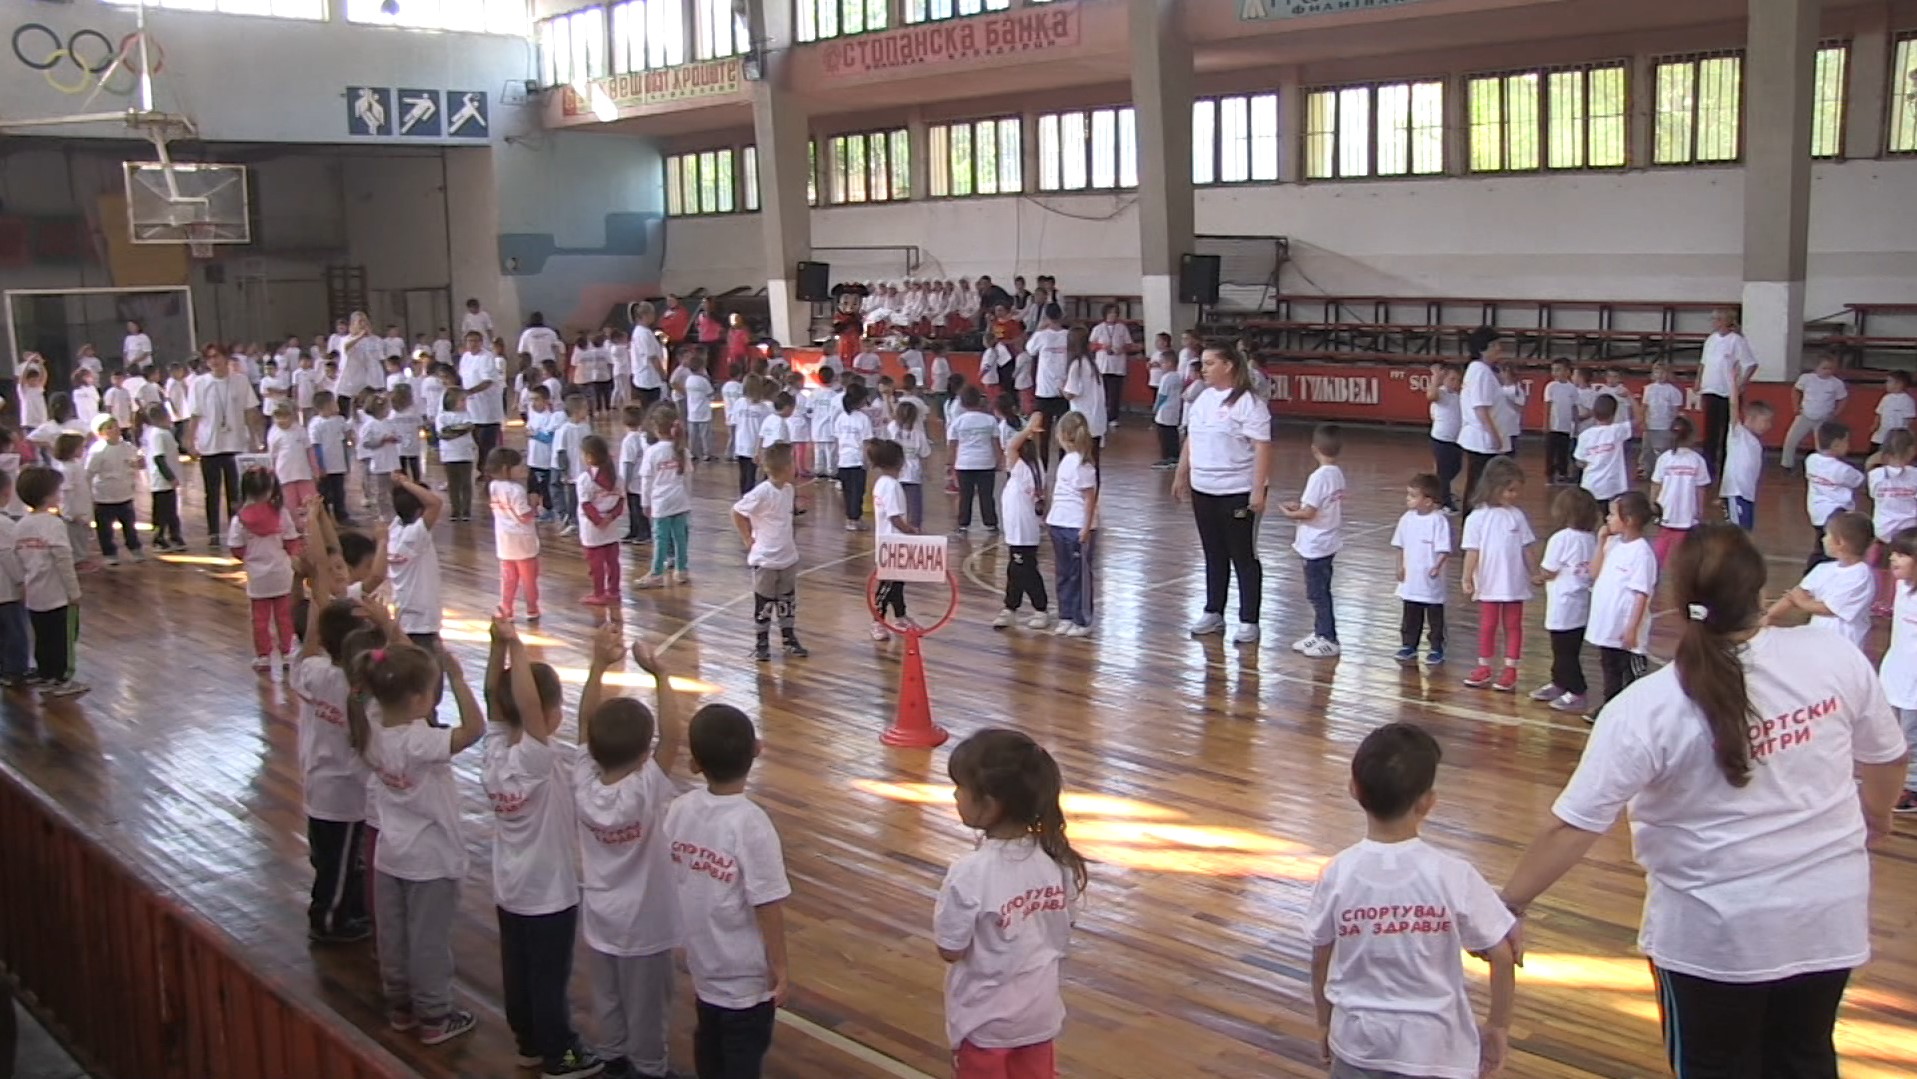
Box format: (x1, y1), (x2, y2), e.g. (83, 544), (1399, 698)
(1303, 555), (1337, 642)
(1726, 496), (1754, 531)
(1049, 525), (1096, 627)
(0, 601), (28, 678)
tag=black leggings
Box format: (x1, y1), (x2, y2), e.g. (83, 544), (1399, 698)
(1400, 601), (1446, 651)
(737, 456), (758, 496)
(1035, 395), (1069, 464)
(199, 452), (241, 538)
(473, 424), (502, 475)
(1003, 544), (1048, 612)
(1191, 490), (1262, 624)
(874, 579), (906, 619)
(1599, 646), (1648, 704)
(1652, 963), (1849, 1079)
(1431, 438), (1462, 510)
(1545, 431), (1573, 483)
(1703, 392), (1733, 480)
(1463, 449), (1496, 510)
(1550, 628), (1588, 696)
(839, 466), (866, 522)
(1102, 372), (1125, 421)
(957, 469), (997, 529)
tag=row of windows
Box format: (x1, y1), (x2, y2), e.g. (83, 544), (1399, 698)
(104, 0), (528, 32)
(798, 0), (1043, 42)
(665, 148), (761, 215)
(539, 0), (744, 84)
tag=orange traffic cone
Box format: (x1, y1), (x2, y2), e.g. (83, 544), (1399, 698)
(880, 624), (949, 748)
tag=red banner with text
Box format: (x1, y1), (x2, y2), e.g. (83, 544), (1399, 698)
(820, 4), (1081, 79)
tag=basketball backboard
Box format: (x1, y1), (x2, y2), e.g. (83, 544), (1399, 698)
(124, 162), (250, 245)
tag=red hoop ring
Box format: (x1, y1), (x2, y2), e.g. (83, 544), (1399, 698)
(865, 568), (959, 637)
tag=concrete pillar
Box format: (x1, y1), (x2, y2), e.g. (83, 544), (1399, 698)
(1630, 54), (1656, 169)
(907, 111), (930, 202)
(747, 0), (812, 345)
(1845, 11), (1889, 160)
(1128, 0), (1195, 337)
(1277, 68), (1303, 184)
(1741, 0), (1819, 381)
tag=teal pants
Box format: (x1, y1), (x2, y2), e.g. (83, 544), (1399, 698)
(651, 513), (690, 575)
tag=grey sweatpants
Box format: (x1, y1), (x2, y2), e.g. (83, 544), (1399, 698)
(1900, 708), (1917, 788)
(1332, 1059), (1430, 1079)
(589, 947), (675, 1075)
(1638, 427), (1676, 474)
(374, 872), (459, 1020)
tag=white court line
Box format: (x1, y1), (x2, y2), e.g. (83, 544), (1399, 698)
(657, 547), (874, 654)
(776, 1010), (938, 1079)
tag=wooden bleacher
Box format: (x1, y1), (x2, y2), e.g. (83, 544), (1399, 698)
(1821, 303), (1917, 368)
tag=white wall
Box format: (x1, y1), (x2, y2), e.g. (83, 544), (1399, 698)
(661, 159), (1917, 325)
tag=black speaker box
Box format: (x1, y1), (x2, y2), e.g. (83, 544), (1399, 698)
(795, 260), (831, 302)
(1178, 253), (1220, 305)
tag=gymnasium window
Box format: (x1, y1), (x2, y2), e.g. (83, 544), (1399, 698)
(345, 0), (528, 33)
(612, 0), (687, 71)
(538, 6), (609, 88)
(1809, 42), (1848, 158)
(1036, 107), (1138, 191)
(1303, 80), (1444, 179)
(823, 130), (912, 204)
(1466, 63), (1626, 172)
(1652, 52), (1743, 165)
(928, 118), (1024, 197)
(693, 0), (751, 60)
(743, 147), (761, 211)
(1895, 33), (1917, 154)
(797, 0), (890, 42)
(905, 0), (1011, 23)
(664, 149), (747, 216)
(1192, 93), (1280, 185)
(104, 0), (324, 18)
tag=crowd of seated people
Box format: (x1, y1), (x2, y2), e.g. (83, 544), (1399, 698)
(838, 274), (1070, 348)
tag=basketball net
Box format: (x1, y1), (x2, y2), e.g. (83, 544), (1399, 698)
(186, 221), (214, 260)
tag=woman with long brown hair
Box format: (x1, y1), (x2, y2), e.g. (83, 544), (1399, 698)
(1172, 344), (1272, 645)
(1501, 524), (1906, 1075)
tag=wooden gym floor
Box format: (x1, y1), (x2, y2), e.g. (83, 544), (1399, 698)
(2, 416), (1915, 1079)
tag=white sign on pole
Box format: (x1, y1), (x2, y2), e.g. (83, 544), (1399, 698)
(875, 535), (949, 582)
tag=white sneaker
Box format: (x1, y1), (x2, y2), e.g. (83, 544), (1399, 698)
(132, 550), (148, 563)
(559, 523), (577, 537)
(1052, 620), (1072, 636)
(1188, 612), (1227, 636)
(1023, 611), (1056, 630)
(1292, 634), (1319, 653)
(1231, 623), (1261, 645)
(991, 608), (1016, 629)
(870, 622), (890, 641)
(845, 522), (860, 532)
(105, 556), (121, 567)
(251, 655), (272, 672)
(1063, 623), (1092, 638)
(1301, 637), (1342, 658)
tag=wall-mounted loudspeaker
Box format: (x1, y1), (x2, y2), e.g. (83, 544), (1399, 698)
(1178, 253), (1220, 306)
(795, 260), (831, 302)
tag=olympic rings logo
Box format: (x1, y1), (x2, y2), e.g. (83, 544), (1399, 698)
(11, 24), (165, 96)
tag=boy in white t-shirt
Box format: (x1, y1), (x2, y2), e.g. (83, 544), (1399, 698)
(1542, 360), (1579, 485)
(1284, 425), (1347, 659)
(617, 404), (653, 546)
(1151, 344), (1187, 470)
(1781, 353), (1848, 471)
(1767, 511), (1877, 650)
(1308, 722), (1515, 1079)
(387, 476), (445, 654)
(1720, 401), (1773, 531)
(1573, 394), (1632, 509)
(1392, 473), (1452, 666)
(1649, 416), (1711, 567)
(664, 703), (791, 1079)
(576, 627), (686, 1079)
(1873, 370), (1914, 455)
(732, 444), (806, 661)
(1637, 360), (1686, 478)
(1804, 421), (1864, 571)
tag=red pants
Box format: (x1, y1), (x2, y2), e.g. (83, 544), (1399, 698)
(500, 556), (540, 617)
(585, 543), (621, 600)
(954, 1041), (1055, 1079)
(251, 593), (295, 658)
(1476, 600), (1523, 662)
(1652, 525), (1688, 567)
(282, 479), (316, 521)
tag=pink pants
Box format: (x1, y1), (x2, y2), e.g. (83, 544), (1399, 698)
(954, 1041), (1055, 1079)
(1477, 600), (1524, 662)
(585, 543), (621, 600)
(251, 593), (295, 658)
(1652, 525), (1687, 567)
(499, 557), (540, 617)
(282, 479), (316, 521)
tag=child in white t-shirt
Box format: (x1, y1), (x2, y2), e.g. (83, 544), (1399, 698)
(936, 728), (1087, 1078)
(1637, 360), (1686, 478)
(868, 438), (915, 641)
(1878, 531), (1917, 811)
(142, 403), (186, 550)
(1461, 457), (1536, 693)
(732, 443), (805, 660)
(663, 702), (790, 1079)
(1782, 353), (1848, 471)
(1308, 722), (1515, 1079)
(1542, 359), (1579, 485)
(356, 626), (485, 1045)
(1767, 511), (1876, 651)
(1284, 425), (1347, 658)
(1720, 401), (1773, 532)
(1533, 487), (1601, 715)
(1872, 370), (1914, 455)
(992, 416), (1052, 631)
(226, 468), (303, 672)
(1391, 473), (1451, 666)
(1573, 394), (1632, 507)
(1151, 337), (1187, 469)
(1867, 429), (1917, 615)
(268, 403), (317, 520)
(1045, 413), (1100, 639)
(618, 404), (654, 546)
(357, 395), (400, 522)
(483, 621), (599, 1075)
(387, 475), (445, 650)
(575, 627), (686, 1079)
(308, 395), (353, 524)
(289, 543), (373, 944)
(1649, 416), (1711, 567)
(1586, 492), (1658, 704)
(1804, 421), (1864, 572)
(486, 447), (541, 622)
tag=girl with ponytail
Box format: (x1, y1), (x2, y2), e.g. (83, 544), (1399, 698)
(1501, 524), (1908, 1076)
(937, 728), (1086, 1078)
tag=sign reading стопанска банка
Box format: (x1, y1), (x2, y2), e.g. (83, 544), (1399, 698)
(1240, 0), (1430, 19)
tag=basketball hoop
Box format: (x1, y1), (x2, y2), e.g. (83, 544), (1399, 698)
(186, 222), (214, 260)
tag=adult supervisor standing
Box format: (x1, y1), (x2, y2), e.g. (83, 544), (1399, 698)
(1499, 524), (1906, 1076)
(1024, 303), (1072, 463)
(1700, 309), (1759, 478)
(1174, 345), (1273, 646)
(186, 345), (261, 547)
(628, 301), (667, 408)
(459, 336), (506, 477)
(1456, 326), (1507, 506)
(335, 311), (386, 416)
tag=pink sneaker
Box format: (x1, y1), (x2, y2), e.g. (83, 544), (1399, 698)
(1462, 666), (1494, 688)
(581, 594), (609, 607)
(1493, 667), (1520, 692)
